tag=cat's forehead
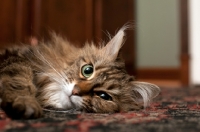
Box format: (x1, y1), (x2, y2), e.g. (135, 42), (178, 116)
(77, 53), (111, 68)
(80, 43), (113, 60)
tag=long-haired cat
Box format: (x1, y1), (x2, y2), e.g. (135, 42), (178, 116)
(0, 26), (160, 119)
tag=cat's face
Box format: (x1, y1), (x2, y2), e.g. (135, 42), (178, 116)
(37, 26), (160, 113)
(66, 48), (159, 113)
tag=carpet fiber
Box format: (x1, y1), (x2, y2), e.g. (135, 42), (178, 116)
(1, 87), (200, 132)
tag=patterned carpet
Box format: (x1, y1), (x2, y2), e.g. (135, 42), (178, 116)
(1, 87), (200, 132)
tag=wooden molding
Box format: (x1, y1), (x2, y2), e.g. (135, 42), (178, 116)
(30, 0), (41, 37)
(15, 0), (30, 43)
(180, 54), (190, 86)
(93, 0), (102, 43)
(85, 0), (93, 41)
(180, 0), (189, 86)
(136, 68), (180, 80)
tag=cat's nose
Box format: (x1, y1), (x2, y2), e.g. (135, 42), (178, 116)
(72, 85), (80, 95)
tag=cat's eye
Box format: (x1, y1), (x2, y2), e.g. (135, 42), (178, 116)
(96, 92), (112, 101)
(81, 64), (94, 78)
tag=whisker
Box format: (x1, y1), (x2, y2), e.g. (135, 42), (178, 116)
(35, 50), (64, 78)
(26, 49), (69, 87)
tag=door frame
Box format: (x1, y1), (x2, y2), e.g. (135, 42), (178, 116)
(136, 0), (190, 86)
(180, 0), (189, 86)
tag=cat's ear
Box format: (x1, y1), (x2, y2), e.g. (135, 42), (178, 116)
(102, 26), (128, 60)
(130, 81), (160, 107)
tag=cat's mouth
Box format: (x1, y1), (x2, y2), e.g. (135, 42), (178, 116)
(43, 95), (82, 113)
(68, 94), (83, 109)
(58, 82), (83, 110)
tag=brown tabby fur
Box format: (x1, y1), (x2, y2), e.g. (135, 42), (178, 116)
(0, 26), (160, 119)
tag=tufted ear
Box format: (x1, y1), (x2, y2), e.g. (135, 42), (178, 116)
(102, 26), (127, 60)
(130, 81), (160, 107)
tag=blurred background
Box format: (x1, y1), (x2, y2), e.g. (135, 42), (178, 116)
(0, 0), (199, 88)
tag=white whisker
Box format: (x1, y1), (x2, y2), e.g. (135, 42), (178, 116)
(35, 50), (64, 79)
(25, 49), (71, 93)
(26, 48), (65, 81)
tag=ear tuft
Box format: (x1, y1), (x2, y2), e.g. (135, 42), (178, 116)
(132, 81), (160, 108)
(102, 24), (131, 60)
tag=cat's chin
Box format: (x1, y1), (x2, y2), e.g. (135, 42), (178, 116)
(43, 106), (81, 112)
(69, 95), (83, 109)
(43, 95), (83, 112)
(42, 107), (82, 116)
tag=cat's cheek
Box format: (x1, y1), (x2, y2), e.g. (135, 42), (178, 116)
(91, 97), (119, 113)
(117, 98), (143, 112)
(80, 96), (93, 112)
(81, 96), (119, 113)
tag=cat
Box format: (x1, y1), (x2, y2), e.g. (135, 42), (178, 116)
(0, 25), (160, 119)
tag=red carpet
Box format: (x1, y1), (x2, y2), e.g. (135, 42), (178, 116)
(1, 87), (200, 132)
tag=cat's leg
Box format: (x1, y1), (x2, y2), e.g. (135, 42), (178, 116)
(0, 64), (42, 119)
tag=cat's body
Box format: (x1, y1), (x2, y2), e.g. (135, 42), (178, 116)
(0, 26), (160, 119)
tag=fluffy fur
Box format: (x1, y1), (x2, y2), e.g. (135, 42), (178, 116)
(0, 26), (160, 119)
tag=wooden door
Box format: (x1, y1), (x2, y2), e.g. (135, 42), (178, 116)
(0, 0), (136, 75)
(31, 0), (136, 74)
(0, 0), (30, 48)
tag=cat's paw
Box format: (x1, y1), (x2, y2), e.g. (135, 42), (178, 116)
(1, 96), (43, 119)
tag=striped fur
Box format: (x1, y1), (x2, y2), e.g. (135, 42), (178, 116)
(0, 26), (160, 119)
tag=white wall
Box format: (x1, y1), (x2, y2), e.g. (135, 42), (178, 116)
(136, 0), (180, 68)
(189, 0), (200, 85)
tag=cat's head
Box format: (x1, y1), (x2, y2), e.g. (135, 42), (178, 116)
(68, 26), (160, 112)
(38, 26), (160, 113)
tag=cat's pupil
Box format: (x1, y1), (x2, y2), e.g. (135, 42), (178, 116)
(96, 92), (112, 101)
(84, 67), (93, 74)
(81, 64), (93, 78)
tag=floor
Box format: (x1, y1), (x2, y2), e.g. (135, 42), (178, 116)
(1, 86), (200, 132)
